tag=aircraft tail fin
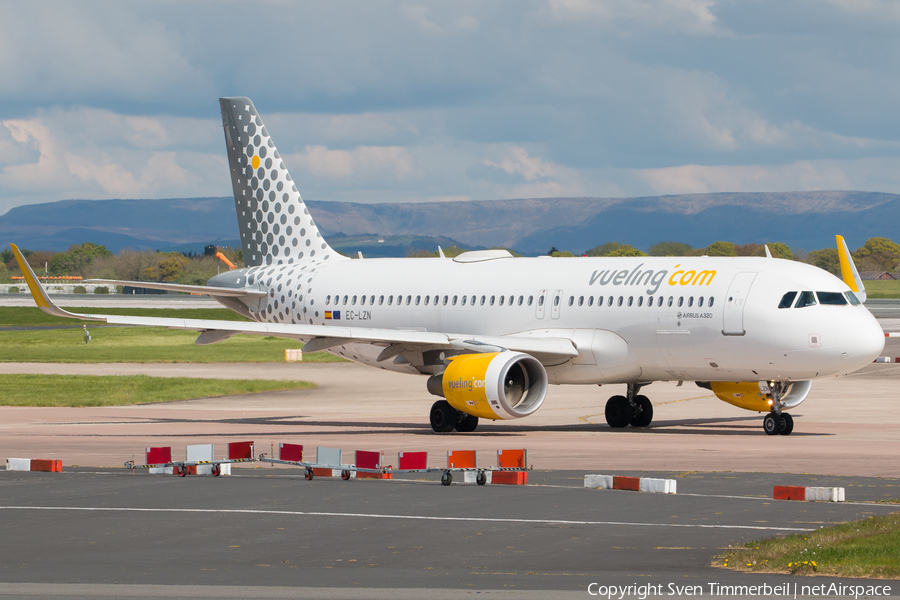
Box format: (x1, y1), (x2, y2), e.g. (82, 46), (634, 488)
(219, 97), (343, 268)
(836, 235), (866, 302)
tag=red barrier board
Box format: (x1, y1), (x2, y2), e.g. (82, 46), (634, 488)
(146, 447), (172, 465)
(355, 451), (381, 470)
(279, 443), (303, 462)
(613, 476), (640, 491)
(498, 449), (526, 469)
(228, 441), (254, 460)
(398, 451), (427, 470)
(774, 485), (806, 501)
(448, 450), (476, 469)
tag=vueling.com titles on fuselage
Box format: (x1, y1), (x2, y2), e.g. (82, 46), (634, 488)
(588, 263), (716, 296)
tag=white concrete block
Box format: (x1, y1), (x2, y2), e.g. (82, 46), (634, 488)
(639, 478), (677, 494)
(584, 474), (614, 489)
(149, 466), (174, 475)
(6, 458), (31, 471)
(805, 486), (844, 502)
(463, 471), (492, 484)
(218, 463), (231, 476)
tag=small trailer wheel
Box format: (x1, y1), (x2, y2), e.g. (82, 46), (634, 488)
(305, 467), (314, 481)
(441, 471), (452, 486)
(212, 464), (220, 476)
(476, 471), (487, 486)
(178, 466), (187, 477)
(341, 470), (351, 480)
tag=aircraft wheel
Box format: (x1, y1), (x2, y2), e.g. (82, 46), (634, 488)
(441, 471), (453, 486)
(763, 413), (779, 435)
(430, 400), (459, 433)
(629, 395), (653, 428)
(476, 471), (487, 486)
(455, 414), (479, 432)
(605, 395), (633, 428)
(778, 413), (794, 436)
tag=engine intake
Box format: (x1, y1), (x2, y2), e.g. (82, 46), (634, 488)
(427, 351), (548, 420)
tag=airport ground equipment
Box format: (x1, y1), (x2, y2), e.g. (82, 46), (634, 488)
(6, 458), (62, 472)
(774, 485), (845, 502)
(259, 444), (528, 486)
(584, 474), (677, 494)
(125, 441), (255, 476)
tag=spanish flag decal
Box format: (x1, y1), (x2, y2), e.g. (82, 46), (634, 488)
(325, 311), (340, 320)
(325, 311), (332, 320)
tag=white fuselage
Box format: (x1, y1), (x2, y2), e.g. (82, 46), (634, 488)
(235, 254), (885, 385)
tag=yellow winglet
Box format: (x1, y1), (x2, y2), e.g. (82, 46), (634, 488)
(836, 235), (866, 302)
(10, 244), (103, 321)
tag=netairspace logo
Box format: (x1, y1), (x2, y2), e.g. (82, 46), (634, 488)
(586, 582), (892, 599)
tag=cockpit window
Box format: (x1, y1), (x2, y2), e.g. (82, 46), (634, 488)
(795, 291), (817, 308)
(778, 291), (797, 309)
(845, 291), (862, 305)
(817, 291), (847, 306)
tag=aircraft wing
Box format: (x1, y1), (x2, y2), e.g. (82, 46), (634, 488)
(11, 244), (578, 361)
(87, 279), (267, 299)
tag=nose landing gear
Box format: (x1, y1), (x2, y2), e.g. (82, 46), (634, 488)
(762, 382), (794, 435)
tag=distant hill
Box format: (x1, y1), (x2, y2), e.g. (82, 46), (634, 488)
(2, 191), (899, 255)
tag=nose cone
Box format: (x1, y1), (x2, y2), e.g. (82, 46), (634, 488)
(837, 311), (885, 371)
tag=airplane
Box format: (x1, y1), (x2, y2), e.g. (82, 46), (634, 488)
(11, 97), (886, 436)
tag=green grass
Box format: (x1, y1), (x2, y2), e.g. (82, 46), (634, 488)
(0, 374), (315, 407)
(0, 306), (248, 327)
(864, 280), (900, 299)
(0, 327), (346, 363)
(716, 511), (900, 578)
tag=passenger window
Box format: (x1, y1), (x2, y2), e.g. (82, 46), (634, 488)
(578, 296), (584, 306)
(588, 296), (594, 307)
(343, 295), (348, 305)
(500, 296), (505, 306)
(361, 295), (366, 305)
(778, 292), (797, 309)
(325, 295), (331, 305)
(461, 296), (466, 306)
(538, 295), (544, 306)
(845, 291), (861, 305)
(415, 295), (420, 306)
(677, 297), (684, 307)
(406, 295), (412, 305)
(443, 295), (449, 306)
(817, 291), (847, 305)
(528, 296), (534, 306)
(452, 295), (458, 306)
(388, 295), (393, 305)
(698, 297), (704, 307)
(490, 295), (496, 306)
(508, 296), (514, 305)
(637, 296), (643, 307)
(617, 296), (623, 307)
(608, 296), (614, 307)
(647, 296), (652, 306)
(370, 295), (375, 305)
(658, 296), (663, 307)
(709, 297), (715, 307)
(379, 295), (384, 305)
(568, 296), (574, 306)
(352, 295), (357, 305)
(627, 296), (633, 307)
(481, 295), (486, 306)
(795, 291), (816, 308)
(688, 297), (693, 307)
(554, 296), (560, 306)
(424, 296), (430, 306)
(471, 295), (476, 305)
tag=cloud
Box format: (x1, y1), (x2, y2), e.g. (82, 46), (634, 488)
(401, 4), (480, 36)
(290, 145), (419, 181)
(544, 0), (719, 34)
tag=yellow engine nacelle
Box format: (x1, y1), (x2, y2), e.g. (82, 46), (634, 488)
(427, 351), (548, 420)
(706, 380), (812, 412)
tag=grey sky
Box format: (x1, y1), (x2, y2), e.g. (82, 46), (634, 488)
(1, 0), (899, 214)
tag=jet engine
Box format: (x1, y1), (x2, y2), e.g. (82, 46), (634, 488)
(427, 351), (548, 420)
(703, 380), (812, 412)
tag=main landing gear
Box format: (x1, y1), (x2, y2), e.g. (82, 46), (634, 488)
(762, 382), (794, 436)
(430, 400), (479, 433)
(605, 383), (653, 429)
